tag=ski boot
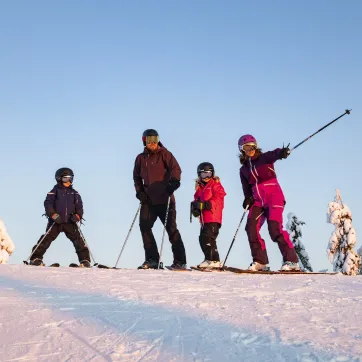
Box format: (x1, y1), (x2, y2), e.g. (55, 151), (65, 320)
(29, 258), (45, 266)
(169, 262), (188, 270)
(79, 260), (91, 268)
(138, 259), (162, 269)
(197, 260), (211, 268)
(280, 261), (300, 271)
(248, 262), (270, 272)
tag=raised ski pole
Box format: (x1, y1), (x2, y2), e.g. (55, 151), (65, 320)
(291, 109), (351, 151)
(221, 205), (249, 270)
(158, 197), (171, 270)
(114, 203), (141, 269)
(23, 223), (55, 264)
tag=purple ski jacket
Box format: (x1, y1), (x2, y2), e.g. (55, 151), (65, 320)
(133, 142), (182, 205)
(239, 148), (283, 199)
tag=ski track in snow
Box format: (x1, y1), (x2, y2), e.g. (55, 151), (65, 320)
(0, 265), (361, 361)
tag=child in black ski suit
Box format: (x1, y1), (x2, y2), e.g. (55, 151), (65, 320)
(29, 168), (91, 267)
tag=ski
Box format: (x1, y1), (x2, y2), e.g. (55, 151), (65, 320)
(164, 266), (192, 271)
(223, 266), (338, 275)
(49, 263), (60, 267)
(190, 266), (214, 272)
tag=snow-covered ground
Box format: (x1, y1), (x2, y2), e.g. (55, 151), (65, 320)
(0, 265), (361, 361)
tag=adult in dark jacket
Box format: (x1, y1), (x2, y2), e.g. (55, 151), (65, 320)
(133, 129), (187, 269)
(29, 168), (91, 267)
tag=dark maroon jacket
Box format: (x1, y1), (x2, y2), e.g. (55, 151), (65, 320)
(133, 143), (181, 205)
(240, 149), (282, 198)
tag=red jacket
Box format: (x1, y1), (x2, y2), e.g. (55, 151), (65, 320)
(193, 177), (226, 224)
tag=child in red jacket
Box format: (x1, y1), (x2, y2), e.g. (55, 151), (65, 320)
(191, 162), (226, 269)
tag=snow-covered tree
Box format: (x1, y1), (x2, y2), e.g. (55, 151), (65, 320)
(358, 245), (362, 275)
(0, 218), (14, 264)
(286, 212), (313, 272)
(326, 190), (360, 275)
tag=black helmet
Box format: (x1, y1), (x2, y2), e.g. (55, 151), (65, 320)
(55, 167), (74, 183)
(197, 162), (214, 178)
(142, 129), (159, 145)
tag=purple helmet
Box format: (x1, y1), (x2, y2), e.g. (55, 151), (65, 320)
(238, 134), (257, 151)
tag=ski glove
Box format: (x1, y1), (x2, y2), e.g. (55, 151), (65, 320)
(136, 191), (149, 204)
(279, 145), (291, 159)
(166, 179), (180, 195)
(192, 200), (211, 211)
(71, 213), (81, 223)
(51, 213), (62, 224)
(243, 196), (254, 210)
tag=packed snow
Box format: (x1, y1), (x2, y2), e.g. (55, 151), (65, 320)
(0, 218), (14, 264)
(0, 265), (361, 361)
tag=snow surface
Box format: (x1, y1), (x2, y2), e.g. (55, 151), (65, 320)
(0, 218), (14, 264)
(0, 265), (361, 361)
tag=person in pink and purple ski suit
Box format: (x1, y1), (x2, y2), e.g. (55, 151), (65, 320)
(238, 134), (299, 271)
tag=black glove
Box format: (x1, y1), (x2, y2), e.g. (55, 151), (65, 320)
(166, 179), (180, 195)
(136, 191), (148, 204)
(279, 144), (291, 159)
(191, 208), (201, 217)
(71, 213), (81, 223)
(51, 213), (62, 224)
(243, 196), (254, 210)
(192, 200), (211, 211)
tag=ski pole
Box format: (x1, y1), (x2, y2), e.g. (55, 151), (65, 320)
(158, 197), (171, 270)
(114, 203), (141, 268)
(222, 205), (250, 269)
(291, 109), (351, 152)
(24, 222), (55, 264)
(77, 223), (99, 267)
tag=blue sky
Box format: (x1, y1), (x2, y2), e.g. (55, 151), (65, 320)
(1, 0), (361, 271)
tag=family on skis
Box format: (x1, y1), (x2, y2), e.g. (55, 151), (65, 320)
(25, 128), (300, 271)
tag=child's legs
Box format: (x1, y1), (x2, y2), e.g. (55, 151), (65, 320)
(245, 205), (269, 265)
(31, 222), (61, 260)
(199, 222), (221, 261)
(63, 223), (90, 262)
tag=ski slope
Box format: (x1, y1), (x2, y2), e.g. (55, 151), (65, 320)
(0, 265), (361, 361)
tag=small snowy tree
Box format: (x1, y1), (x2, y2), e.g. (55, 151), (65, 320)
(0, 218), (15, 264)
(326, 190), (360, 275)
(358, 245), (362, 275)
(286, 213), (313, 272)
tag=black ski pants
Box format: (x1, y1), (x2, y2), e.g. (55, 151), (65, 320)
(31, 221), (90, 262)
(199, 222), (221, 261)
(139, 203), (186, 264)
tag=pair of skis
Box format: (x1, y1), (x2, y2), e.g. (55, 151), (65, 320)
(190, 266), (338, 275)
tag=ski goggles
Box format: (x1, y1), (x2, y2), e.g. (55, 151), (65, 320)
(144, 135), (159, 145)
(61, 175), (73, 183)
(200, 171), (213, 179)
(239, 142), (257, 152)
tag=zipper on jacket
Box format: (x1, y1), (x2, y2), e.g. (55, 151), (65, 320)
(249, 158), (264, 207)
